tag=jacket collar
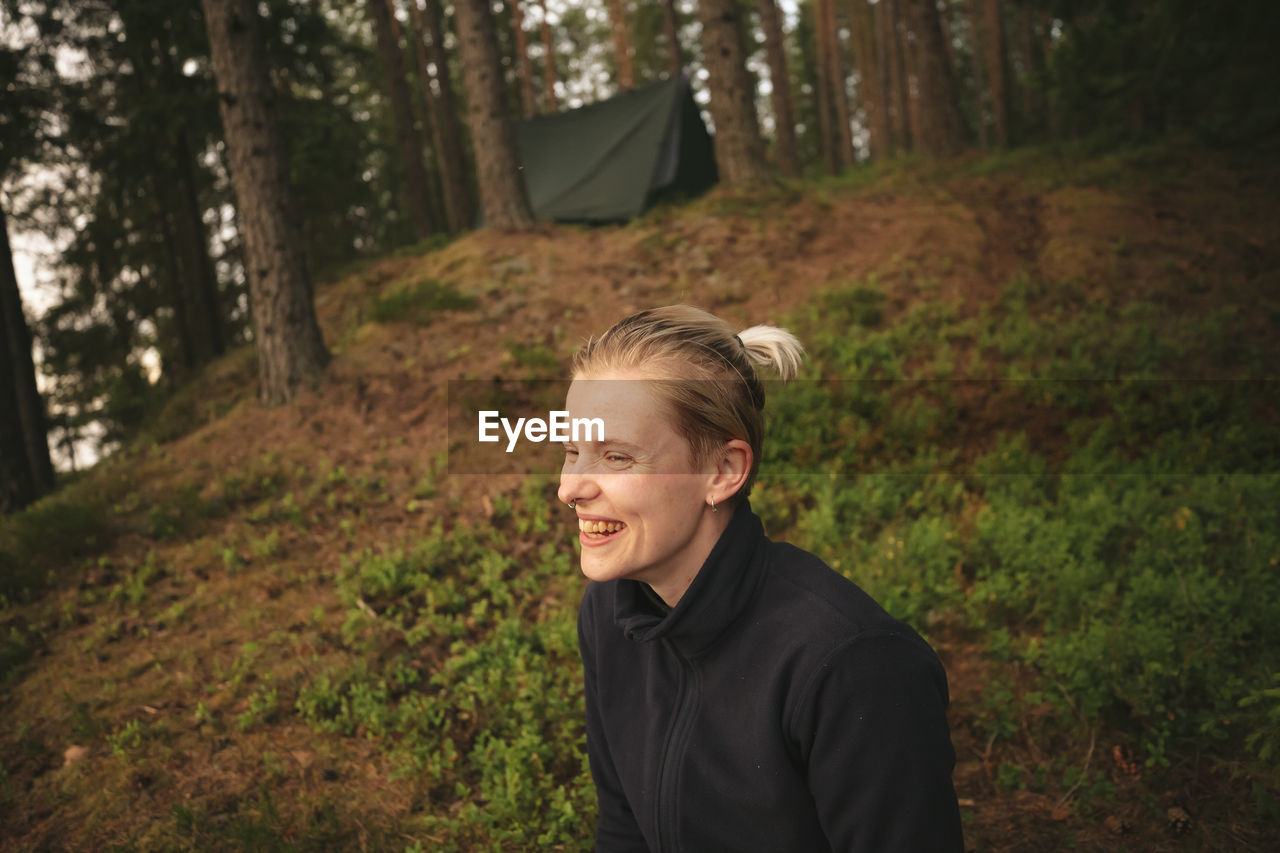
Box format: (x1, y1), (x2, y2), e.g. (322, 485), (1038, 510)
(612, 501), (767, 656)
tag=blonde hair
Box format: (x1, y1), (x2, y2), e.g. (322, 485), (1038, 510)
(571, 305), (804, 499)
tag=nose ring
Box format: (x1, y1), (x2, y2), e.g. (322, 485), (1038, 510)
(567, 500), (577, 509)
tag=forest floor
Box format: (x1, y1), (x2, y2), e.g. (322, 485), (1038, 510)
(2, 138), (1280, 851)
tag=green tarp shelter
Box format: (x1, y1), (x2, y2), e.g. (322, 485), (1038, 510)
(513, 76), (718, 222)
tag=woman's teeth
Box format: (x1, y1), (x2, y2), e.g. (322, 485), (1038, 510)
(579, 519), (625, 535)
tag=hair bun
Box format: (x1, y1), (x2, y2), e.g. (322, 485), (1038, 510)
(736, 325), (804, 381)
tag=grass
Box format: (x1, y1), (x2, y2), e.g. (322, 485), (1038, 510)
(369, 277), (477, 325)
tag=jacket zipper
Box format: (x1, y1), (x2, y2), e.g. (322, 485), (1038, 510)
(656, 641), (695, 853)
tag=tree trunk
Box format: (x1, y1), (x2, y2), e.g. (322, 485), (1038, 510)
(606, 0), (635, 90)
(878, 0), (911, 151)
(0, 326), (38, 514)
(813, 0), (837, 174)
(537, 0), (560, 111)
(368, 0), (438, 239)
(154, 27), (227, 363)
(966, 0), (990, 148)
(981, 0), (1010, 147)
(820, 0), (855, 167)
(1018, 4), (1047, 139)
(201, 0), (330, 405)
(696, 0), (773, 188)
(154, 187), (196, 372)
(171, 127), (226, 362)
(453, 0), (536, 229)
(849, 0), (887, 159)
(662, 0), (684, 76)
(0, 204), (54, 510)
(758, 0), (800, 176)
(937, 0), (959, 81)
(509, 0), (537, 117)
(410, 0), (475, 232)
(903, 0), (966, 156)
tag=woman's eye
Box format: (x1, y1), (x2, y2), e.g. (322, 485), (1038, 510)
(605, 453), (631, 467)
(564, 448), (579, 460)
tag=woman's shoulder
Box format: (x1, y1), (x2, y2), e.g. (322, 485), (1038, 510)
(758, 538), (927, 648)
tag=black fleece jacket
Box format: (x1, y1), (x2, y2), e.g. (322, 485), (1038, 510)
(577, 502), (964, 853)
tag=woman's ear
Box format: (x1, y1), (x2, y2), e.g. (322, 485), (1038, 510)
(710, 438), (752, 504)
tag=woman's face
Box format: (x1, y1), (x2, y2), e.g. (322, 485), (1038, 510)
(556, 370), (728, 602)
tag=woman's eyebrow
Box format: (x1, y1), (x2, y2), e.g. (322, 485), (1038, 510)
(603, 440), (645, 454)
(569, 437), (646, 455)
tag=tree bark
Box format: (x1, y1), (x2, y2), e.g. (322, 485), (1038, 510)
(965, 0), (990, 148)
(758, 0), (800, 176)
(410, 0), (475, 232)
(536, 0), (560, 111)
(171, 126), (226, 362)
(662, 0), (684, 76)
(813, 0), (837, 173)
(201, 0), (330, 405)
(903, 0), (966, 156)
(937, 0), (959, 81)
(509, 0), (537, 117)
(849, 0), (887, 160)
(0, 322), (38, 514)
(153, 185), (196, 372)
(820, 0), (855, 167)
(452, 0), (536, 229)
(606, 0), (635, 90)
(0, 203), (54, 511)
(1018, 4), (1048, 139)
(878, 0), (911, 151)
(981, 0), (1010, 147)
(696, 0), (773, 188)
(368, 0), (438, 239)
(153, 27), (227, 364)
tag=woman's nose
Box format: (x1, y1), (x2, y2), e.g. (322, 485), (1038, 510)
(557, 474), (581, 507)
(558, 461), (597, 506)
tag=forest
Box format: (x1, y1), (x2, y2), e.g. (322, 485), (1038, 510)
(2, 0), (1279, 850)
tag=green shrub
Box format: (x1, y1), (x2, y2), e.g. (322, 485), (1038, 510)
(371, 279), (476, 325)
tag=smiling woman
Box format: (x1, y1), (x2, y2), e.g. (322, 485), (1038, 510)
(558, 305), (964, 853)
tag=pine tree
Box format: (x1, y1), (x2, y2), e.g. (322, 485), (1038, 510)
(878, 0), (913, 151)
(606, 0), (636, 90)
(536, 0), (560, 111)
(0, 204), (54, 512)
(848, 0), (887, 159)
(409, 0), (475, 232)
(903, 0), (966, 155)
(811, 0), (837, 173)
(819, 0), (854, 167)
(758, 0), (800, 176)
(452, 0), (536, 229)
(201, 0), (330, 404)
(368, 0), (440, 239)
(981, 0), (1011, 147)
(696, 0), (772, 187)
(662, 0), (684, 75)
(510, 0), (538, 117)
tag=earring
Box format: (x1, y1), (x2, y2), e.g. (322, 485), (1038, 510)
(567, 501), (577, 509)
(709, 497), (718, 513)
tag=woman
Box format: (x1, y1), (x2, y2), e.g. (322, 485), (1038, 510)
(558, 306), (963, 853)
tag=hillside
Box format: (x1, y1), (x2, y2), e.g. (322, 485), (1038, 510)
(2, 141), (1279, 851)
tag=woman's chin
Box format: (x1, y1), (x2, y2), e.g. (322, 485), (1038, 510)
(578, 552), (632, 585)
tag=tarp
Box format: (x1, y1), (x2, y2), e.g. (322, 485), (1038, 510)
(513, 75), (719, 222)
